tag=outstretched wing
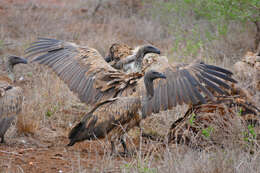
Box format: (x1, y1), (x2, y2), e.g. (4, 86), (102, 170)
(26, 38), (137, 105)
(130, 56), (237, 117)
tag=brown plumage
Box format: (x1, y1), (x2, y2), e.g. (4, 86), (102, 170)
(67, 70), (166, 154)
(167, 95), (260, 149)
(104, 43), (133, 67)
(26, 38), (237, 119)
(0, 55), (27, 143)
(104, 43), (161, 73)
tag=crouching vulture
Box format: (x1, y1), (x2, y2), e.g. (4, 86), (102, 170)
(26, 38), (237, 153)
(68, 70), (166, 155)
(0, 55), (27, 143)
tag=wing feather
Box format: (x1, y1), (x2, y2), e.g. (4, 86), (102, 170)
(194, 66), (231, 89)
(26, 38), (136, 105)
(181, 77), (197, 104)
(175, 77), (183, 105)
(166, 74), (174, 108)
(195, 73), (227, 95)
(181, 69), (214, 99)
(171, 72), (178, 107)
(152, 83), (161, 113)
(160, 80), (168, 110)
(132, 57), (236, 117)
(204, 64), (233, 75)
(178, 77), (190, 104)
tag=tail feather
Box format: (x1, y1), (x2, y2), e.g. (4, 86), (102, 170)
(87, 115), (98, 132)
(68, 121), (85, 140)
(68, 98), (117, 146)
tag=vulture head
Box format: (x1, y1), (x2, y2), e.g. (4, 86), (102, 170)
(7, 55), (28, 68)
(144, 70), (166, 100)
(5, 55), (27, 82)
(67, 113), (98, 146)
(105, 44), (160, 65)
(136, 45), (161, 58)
(131, 45), (160, 73)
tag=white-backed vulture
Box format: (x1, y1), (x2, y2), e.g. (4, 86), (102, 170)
(0, 55), (27, 143)
(104, 43), (133, 67)
(104, 43), (161, 73)
(26, 38), (237, 151)
(26, 38), (237, 114)
(68, 70), (166, 154)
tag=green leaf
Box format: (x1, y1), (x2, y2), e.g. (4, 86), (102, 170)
(189, 113), (196, 125)
(45, 109), (53, 117)
(202, 127), (214, 138)
(248, 125), (256, 139)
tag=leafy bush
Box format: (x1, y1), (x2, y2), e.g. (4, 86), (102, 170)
(146, 0), (260, 60)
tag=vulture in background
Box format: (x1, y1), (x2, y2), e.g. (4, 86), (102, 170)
(0, 55), (27, 143)
(26, 38), (237, 153)
(104, 43), (161, 73)
(104, 43), (133, 67)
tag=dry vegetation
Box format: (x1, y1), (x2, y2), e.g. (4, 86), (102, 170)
(0, 0), (260, 172)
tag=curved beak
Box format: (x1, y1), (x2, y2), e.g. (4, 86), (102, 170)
(104, 55), (112, 63)
(144, 45), (161, 55)
(17, 57), (28, 64)
(154, 72), (166, 79)
(10, 56), (28, 64)
(158, 73), (166, 79)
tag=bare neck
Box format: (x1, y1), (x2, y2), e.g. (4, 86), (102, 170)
(134, 48), (145, 72)
(5, 61), (15, 82)
(144, 76), (154, 101)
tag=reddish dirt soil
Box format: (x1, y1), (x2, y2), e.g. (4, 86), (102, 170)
(0, 134), (159, 172)
(0, 136), (132, 172)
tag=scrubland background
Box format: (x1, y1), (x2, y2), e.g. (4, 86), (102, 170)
(0, 0), (260, 172)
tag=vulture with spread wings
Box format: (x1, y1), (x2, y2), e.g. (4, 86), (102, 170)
(26, 38), (237, 154)
(26, 38), (237, 116)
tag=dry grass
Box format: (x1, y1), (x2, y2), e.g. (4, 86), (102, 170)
(0, 0), (260, 172)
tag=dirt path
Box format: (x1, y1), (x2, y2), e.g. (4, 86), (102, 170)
(0, 136), (126, 172)
(0, 134), (159, 173)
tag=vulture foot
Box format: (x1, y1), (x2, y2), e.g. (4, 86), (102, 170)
(0, 136), (4, 143)
(118, 149), (136, 157)
(110, 139), (135, 157)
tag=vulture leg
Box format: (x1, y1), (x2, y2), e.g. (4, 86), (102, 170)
(110, 138), (129, 156)
(110, 140), (116, 155)
(0, 136), (4, 143)
(110, 137), (131, 157)
(120, 138), (129, 155)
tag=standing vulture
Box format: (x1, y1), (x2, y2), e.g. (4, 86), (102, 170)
(68, 70), (166, 155)
(0, 55), (27, 143)
(26, 38), (237, 148)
